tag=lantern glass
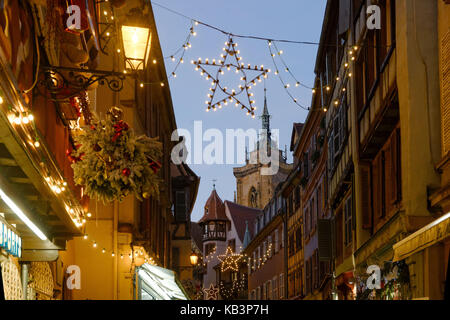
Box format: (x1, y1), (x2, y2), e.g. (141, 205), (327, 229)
(190, 252), (199, 266)
(121, 25), (151, 70)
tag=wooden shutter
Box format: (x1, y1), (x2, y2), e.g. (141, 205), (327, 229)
(318, 219), (332, 260)
(360, 165), (372, 229)
(393, 128), (402, 202)
(384, 141), (393, 215)
(442, 30), (450, 154)
(372, 154), (382, 220)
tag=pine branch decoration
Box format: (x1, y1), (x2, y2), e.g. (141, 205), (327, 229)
(70, 107), (163, 203)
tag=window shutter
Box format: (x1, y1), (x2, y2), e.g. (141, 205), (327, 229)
(391, 128), (402, 203)
(360, 165), (372, 229)
(328, 130), (334, 172)
(315, 250), (319, 289)
(385, 137), (394, 213)
(305, 260), (310, 294)
(318, 219), (332, 260)
(372, 154), (382, 220)
(442, 30), (450, 154)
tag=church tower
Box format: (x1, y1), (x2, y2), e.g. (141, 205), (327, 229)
(198, 186), (229, 290)
(233, 89), (292, 209)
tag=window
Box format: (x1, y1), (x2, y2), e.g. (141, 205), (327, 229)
(311, 196), (316, 232)
(258, 246), (262, 268)
(174, 191), (187, 221)
(267, 281), (272, 300)
(304, 204), (309, 237)
(281, 225), (284, 248)
(268, 235), (273, 258)
(295, 227), (302, 252)
(344, 196), (353, 246)
(294, 185), (301, 210)
(263, 240), (267, 262)
(252, 251), (256, 271)
(272, 277), (278, 300)
(305, 259), (311, 294)
(262, 283), (266, 300)
(314, 250), (319, 290)
(272, 201), (276, 218)
(371, 127), (402, 228)
(289, 233), (295, 257)
(256, 287), (261, 300)
(250, 290), (256, 300)
(303, 153), (309, 179)
(274, 229), (279, 253)
(279, 273), (285, 299)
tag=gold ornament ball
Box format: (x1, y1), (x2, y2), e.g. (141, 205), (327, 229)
(76, 178), (84, 185)
(143, 192), (150, 199)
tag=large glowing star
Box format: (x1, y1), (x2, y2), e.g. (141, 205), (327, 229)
(218, 246), (243, 272)
(193, 37), (270, 117)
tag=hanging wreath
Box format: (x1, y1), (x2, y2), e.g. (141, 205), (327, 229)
(70, 107), (162, 203)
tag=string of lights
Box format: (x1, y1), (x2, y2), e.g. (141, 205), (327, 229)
(150, 1), (391, 49)
(270, 41), (314, 90)
(267, 43), (310, 110)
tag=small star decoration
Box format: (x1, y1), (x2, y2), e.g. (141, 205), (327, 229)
(203, 283), (220, 300)
(192, 37), (270, 117)
(218, 246), (243, 272)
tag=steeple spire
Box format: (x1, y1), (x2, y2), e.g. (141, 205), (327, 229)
(262, 88), (271, 132)
(260, 87), (271, 149)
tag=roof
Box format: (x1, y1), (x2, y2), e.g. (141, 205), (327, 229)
(198, 189), (228, 223)
(290, 123), (304, 151)
(190, 222), (203, 251)
(224, 201), (262, 243)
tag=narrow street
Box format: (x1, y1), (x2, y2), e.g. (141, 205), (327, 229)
(0, 0), (449, 303)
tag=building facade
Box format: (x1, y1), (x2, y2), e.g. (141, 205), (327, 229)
(199, 187), (261, 300)
(245, 184), (286, 300)
(303, 0), (449, 300)
(0, 0), (198, 300)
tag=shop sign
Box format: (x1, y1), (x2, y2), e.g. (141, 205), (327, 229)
(0, 219), (22, 258)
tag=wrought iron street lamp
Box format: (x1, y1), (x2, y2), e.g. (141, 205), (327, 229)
(41, 7), (152, 100)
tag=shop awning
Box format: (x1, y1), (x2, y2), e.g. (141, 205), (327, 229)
(393, 212), (450, 262)
(136, 263), (188, 300)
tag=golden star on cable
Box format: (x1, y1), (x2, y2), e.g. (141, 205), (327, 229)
(218, 246), (243, 272)
(203, 283), (220, 300)
(192, 37), (270, 118)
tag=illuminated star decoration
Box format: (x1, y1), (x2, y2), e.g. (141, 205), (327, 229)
(218, 246), (243, 272)
(203, 283), (220, 300)
(192, 37), (270, 118)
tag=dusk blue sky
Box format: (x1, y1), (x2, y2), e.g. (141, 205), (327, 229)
(152, 1), (327, 222)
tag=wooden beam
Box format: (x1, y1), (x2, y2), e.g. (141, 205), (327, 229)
(0, 157), (17, 166)
(20, 249), (59, 262)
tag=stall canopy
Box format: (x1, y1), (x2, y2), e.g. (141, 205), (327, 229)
(393, 212), (450, 262)
(136, 263), (188, 300)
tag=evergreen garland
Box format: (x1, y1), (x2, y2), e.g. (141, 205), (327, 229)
(70, 107), (162, 203)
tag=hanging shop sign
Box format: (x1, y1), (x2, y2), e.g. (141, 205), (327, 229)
(0, 218), (22, 258)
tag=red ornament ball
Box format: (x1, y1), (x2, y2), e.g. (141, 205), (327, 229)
(122, 168), (131, 177)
